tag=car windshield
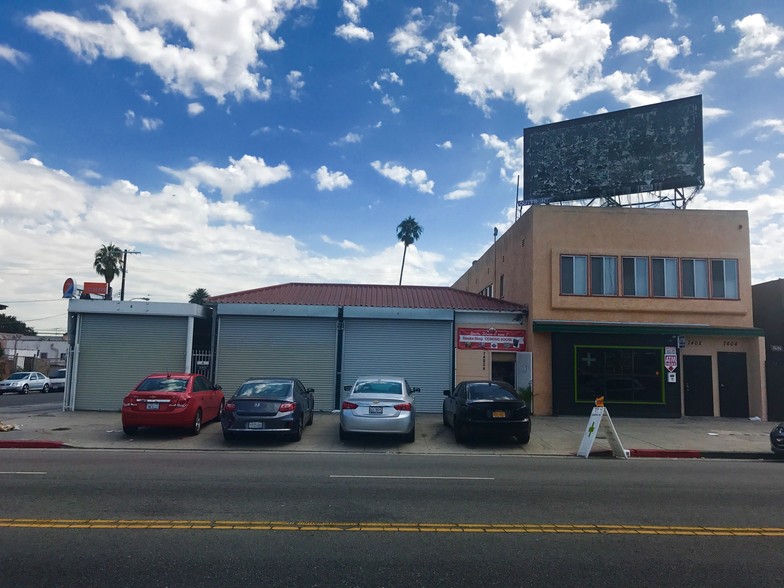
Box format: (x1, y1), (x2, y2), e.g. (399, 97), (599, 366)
(354, 381), (403, 395)
(236, 380), (292, 399)
(137, 377), (188, 392)
(467, 383), (519, 401)
(7, 373), (29, 380)
(50, 370), (66, 378)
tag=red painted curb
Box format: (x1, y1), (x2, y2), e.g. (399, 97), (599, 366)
(629, 448), (702, 458)
(0, 440), (66, 449)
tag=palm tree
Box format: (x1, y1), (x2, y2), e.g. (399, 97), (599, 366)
(396, 216), (423, 285)
(188, 288), (210, 305)
(93, 243), (123, 300)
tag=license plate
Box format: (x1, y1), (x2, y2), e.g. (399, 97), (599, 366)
(369, 406), (383, 414)
(247, 422), (264, 429)
(146, 403), (159, 411)
(492, 410), (506, 418)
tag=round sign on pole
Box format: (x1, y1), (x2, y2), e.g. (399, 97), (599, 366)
(63, 278), (75, 299)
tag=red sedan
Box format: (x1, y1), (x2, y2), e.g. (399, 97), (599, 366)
(121, 373), (224, 436)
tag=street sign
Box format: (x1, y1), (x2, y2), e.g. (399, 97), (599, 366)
(577, 406), (629, 459)
(664, 353), (677, 372)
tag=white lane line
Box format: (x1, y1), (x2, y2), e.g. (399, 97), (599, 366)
(0, 472), (47, 475)
(330, 475), (494, 480)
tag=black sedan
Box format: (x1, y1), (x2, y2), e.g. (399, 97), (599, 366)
(221, 377), (314, 442)
(443, 380), (531, 444)
(771, 423), (784, 455)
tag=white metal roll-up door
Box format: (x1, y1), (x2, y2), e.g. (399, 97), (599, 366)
(215, 316), (337, 411)
(341, 319), (452, 413)
(75, 314), (190, 411)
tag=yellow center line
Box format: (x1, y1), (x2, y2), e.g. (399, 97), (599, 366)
(0, 519), (782, 536)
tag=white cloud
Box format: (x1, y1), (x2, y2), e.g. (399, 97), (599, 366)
(481, 133), (522, 183)
(188, 102), (204, 116)
(287, 70), (305, 100)
(733, 13), (784, 74)
(161, 155), (291, 200)
(27, 0), (310, 102)
(371, 160), (434, 194)
(380, 95), (400, 114)
(437, 140), (452, 149)
(703, 152), (774, 197)
(618, 35), (650, 54)
(0, 44), (29, 67)
(437, 0), (613, 123)
(335, 22), (374, 42)
(331, 132), (362, 146)
(443, 176), (484, 201)
(390, 10), (435, 64)
(752, 118), (784, 138)
(321, 234), (364, 251)
(378, 69), (403, 85)
(341, 0), (368, 24)
(141, 117), (163, 131)
(312, 166), (352, 191)
(648, 37), (691, 69)
(713, 16), (725, 33)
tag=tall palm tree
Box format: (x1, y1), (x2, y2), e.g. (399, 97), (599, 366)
(396, 216), (423, 285)
(93, 243), (123, 300)
(188, 288), (210, 305)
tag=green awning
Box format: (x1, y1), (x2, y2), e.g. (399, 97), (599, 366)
(532, 320), (763, 337)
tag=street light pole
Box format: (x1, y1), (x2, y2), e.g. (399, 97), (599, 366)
(119, 249), (141, 301)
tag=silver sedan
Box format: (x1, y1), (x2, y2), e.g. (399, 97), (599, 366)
(339, 376), (418, 443)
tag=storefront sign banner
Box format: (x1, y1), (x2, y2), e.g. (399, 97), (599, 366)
(457, 328), (526, 351)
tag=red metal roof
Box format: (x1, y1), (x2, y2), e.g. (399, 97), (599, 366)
(209, 283), (526, 312)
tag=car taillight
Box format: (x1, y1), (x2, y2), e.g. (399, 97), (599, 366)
(394, 402), (412, 411)
(122, 396), (136, 407)
(224, 402), (236, 412)
(279, 402), (296, 413)
(171, 395), (189, 408)
(342, 401), (358, 410)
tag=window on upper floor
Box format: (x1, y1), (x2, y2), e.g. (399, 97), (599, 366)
(622, 257), (649, 296)
(652, 257), (679, 297)
(561, 255), (587, 295)
(499, 274), (505, 299)
(711, 259), (739, 299)
(590, 256), (617, 296)
(682, 258), (709, 298)
(479, 284), (493, 297)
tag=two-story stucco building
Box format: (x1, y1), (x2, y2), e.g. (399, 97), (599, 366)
(452, 205), (766, 419)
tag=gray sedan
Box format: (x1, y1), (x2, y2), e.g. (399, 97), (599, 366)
(0, 372), (50, 395)
(339, 376), (418, 443)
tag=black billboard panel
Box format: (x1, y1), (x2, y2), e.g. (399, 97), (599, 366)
(522, 95), (704, 205)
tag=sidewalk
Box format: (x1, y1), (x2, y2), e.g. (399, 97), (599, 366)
(0, 403), (778, 459)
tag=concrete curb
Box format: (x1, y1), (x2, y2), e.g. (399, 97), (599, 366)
(0, 440), (67, 449)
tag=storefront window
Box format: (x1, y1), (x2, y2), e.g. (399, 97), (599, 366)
(574, 346), (665, 404)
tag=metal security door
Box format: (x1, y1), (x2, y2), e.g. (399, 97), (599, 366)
(718, 352), (749, 418)
(683, 355), (713, 416)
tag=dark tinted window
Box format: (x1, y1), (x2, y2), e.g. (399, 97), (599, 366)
(353, 381), (403, 395)
(236, 380), (293, 399)
(467, 383), (519, 400)
(138, 377), (188, 392)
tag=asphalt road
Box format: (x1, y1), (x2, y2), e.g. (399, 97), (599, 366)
(1, 450), (783, 587)
(0, 389), (63, 409)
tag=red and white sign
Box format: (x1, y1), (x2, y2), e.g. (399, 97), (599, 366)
(664, 353), (678, 372)
(82, 282), (108, 296)
(457, 328), (526, 351)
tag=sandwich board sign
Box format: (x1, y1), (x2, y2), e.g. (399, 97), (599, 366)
(577, 402), (629, 459)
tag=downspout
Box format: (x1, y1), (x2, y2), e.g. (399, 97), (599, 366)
(334, 307), (344, 410)
(185, 316), (194, 372)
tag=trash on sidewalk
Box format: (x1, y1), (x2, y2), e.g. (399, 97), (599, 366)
(0, 421), (20, 432)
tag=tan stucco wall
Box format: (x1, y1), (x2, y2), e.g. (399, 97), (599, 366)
(452, 205), (762, 417)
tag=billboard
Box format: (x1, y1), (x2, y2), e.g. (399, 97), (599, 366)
(457, 328), (526, 351)
(522, 95), (704, 206)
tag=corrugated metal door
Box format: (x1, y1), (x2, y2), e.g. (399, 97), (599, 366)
(75, 314), (190, 411)
(215, 316), (337, 411)
(341, 319), (452, 413)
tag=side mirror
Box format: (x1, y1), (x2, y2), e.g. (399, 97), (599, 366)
(306, 388), (314, 394)
(216, 385), (222, 390)
(343, 385), (352, 392)
(443, 390), (451, 396)
(412, 387), (420, 394)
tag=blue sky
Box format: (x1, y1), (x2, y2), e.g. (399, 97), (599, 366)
(1, 0), (784, 334)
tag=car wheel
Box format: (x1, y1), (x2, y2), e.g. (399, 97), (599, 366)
(443, 411), (449, 426)
(516, 429), (531, 444)
(291, 416), (304, 442)
(123, 425), (138, 435)
(222, 429), (234, 442)
(20, 384), (29, 395)
(190, 409), (202, 436)
(0, 391), (4, 396)
(454, 418), (466, 443)
(214, 399), (225, 422)
(41, 383), (50, 394)
(405, 426), (416, 443)
(306, 408), (314, 426)
(339, 424), (349, 441)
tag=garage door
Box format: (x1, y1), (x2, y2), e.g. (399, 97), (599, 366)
(215, 316), (337, 411)
(341, 319), (452, 413)
(74, 314), (190, 411)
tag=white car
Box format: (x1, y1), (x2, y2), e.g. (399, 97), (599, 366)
(339, 376), (418, 443)
(0, 372), (51, 395)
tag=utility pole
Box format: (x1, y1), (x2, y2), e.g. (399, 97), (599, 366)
(119, 250), (141, 301)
